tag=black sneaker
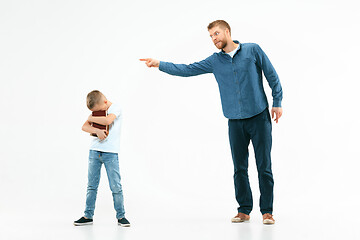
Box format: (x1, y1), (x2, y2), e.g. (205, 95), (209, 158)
(74, 217), (93, 226)
(118, 217), (130, 227)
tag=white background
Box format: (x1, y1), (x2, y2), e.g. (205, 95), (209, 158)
(1, 0), (360, 239)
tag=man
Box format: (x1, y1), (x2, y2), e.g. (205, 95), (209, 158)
(140, 20), (282, 224)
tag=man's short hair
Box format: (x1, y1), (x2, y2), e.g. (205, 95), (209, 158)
(87, 90), (104, 110)
(207, 20), (231, 35)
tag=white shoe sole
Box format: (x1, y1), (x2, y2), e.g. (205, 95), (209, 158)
(231, 218), (250, 223)
(118, 223), (131, 227)
(73, 222), (93, 226)
(263, 219), (275, 224)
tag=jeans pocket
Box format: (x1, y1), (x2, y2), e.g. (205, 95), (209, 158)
(259, 108), (271, 123)
(89, 150), (96, 158)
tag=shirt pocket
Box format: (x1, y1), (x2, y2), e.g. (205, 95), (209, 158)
(238, 58), (253, 72)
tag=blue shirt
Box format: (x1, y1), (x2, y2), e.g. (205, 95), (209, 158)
(159, 41), (283, 119)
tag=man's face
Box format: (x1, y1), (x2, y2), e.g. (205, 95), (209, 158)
(209, 26), (229, 50)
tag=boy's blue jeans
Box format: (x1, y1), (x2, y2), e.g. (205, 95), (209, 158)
(84, 150), (125, 219)
(228, 108), (274, 215)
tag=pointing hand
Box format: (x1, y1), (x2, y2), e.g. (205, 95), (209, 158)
(140, 58), (160, 68)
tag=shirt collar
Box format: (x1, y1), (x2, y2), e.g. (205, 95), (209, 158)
(220, 40), (241, 54)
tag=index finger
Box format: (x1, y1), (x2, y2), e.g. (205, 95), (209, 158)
(139, 59), (148, 61)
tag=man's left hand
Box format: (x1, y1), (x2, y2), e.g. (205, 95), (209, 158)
(271, 107), (283, 123)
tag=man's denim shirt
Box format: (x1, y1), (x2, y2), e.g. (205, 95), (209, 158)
(159, 41), (283, 119)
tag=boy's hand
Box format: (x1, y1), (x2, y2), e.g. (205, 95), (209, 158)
(95, 129), (108, 140)
(88, 115), (94, 122)
(140, 58), (160, 68)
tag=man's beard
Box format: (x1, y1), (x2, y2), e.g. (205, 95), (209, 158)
(215, 40), (227, 50)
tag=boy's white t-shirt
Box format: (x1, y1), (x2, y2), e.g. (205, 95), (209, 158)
(89, 103), (122, 153)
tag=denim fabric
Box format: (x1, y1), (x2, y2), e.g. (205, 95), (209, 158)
(159, 41), (283, 119)
(84, 150), (125, 219)
(228, 108), (274, 215)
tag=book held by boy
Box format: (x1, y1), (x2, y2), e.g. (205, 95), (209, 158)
(90, 110), (109, 137)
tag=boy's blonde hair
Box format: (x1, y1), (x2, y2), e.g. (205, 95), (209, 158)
(86, 90), (104, 110)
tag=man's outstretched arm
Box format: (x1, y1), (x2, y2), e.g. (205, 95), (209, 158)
(140, 57), (213, 77)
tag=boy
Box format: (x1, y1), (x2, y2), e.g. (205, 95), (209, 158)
(74, 90), (130, 227)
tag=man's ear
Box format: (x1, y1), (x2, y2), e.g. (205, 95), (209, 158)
(225, 28), (231, 37)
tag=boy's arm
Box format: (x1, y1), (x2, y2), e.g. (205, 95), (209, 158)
(82, 120), (108, 140)
(87, 114), (117, 126)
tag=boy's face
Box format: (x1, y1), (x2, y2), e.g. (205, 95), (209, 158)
(91, 97), (108, 111)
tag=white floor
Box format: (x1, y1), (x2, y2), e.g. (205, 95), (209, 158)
(1, 150), (360, 240)
(1, 211), (359, 240)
